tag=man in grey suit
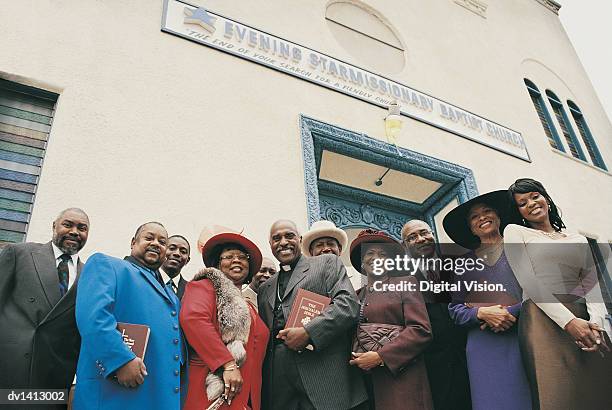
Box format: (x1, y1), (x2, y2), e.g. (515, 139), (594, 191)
(258, 220), (367, 410)
(0, 208), (89, 404)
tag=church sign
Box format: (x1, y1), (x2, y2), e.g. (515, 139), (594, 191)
(162, 0), (530, 161)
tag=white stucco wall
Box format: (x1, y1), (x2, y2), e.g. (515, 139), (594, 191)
(1, 0), (609, 279)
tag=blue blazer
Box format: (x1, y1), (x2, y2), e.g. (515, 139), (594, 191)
(73, 253), (186, 410)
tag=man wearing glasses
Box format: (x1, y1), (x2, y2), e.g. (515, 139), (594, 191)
(243, 256), (277, 310)
(401, 220), (471, 410)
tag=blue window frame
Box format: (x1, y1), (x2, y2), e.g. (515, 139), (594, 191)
(523, 79), (564, 151)
(567, 100), (607, 170)
(545, 90), (586, 161)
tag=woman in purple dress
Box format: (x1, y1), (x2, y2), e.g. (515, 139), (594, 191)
(443, 190), (531, 410)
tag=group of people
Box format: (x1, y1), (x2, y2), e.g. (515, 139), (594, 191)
(0, 177), (610, 410)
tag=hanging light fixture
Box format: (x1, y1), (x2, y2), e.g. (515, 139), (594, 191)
(384, 102), (403, 145)
(375, 103), (404, 187)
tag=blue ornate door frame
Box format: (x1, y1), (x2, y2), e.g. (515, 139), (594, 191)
(300, 115), (479, 240)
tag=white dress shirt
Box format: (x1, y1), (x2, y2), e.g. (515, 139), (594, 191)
(160, 268), (181, 291)
(51, 242), (79, 290)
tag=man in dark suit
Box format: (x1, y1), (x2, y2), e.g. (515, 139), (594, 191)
(0, 208), (90, 403)
(258, 220), (367, 410)
(160, 235), (190, 300)
(401, 219), (471, 410)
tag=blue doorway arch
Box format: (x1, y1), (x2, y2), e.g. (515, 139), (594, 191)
(300, 115), (479, 240)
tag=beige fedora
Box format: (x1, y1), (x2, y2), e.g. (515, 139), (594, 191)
(301, 220), (348, 256)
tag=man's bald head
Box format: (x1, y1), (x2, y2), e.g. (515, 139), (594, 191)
(55, 208), (89, 225)
(269, 219), (299, 237)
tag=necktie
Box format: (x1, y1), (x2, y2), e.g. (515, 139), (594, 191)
(153, 270), (164, 286)
(58, 254), (71, 296)
(167, 279), (178, 294)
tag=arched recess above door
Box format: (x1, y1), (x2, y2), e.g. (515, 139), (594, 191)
(299, 115), (479, 242)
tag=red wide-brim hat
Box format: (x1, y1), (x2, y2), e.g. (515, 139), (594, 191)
(201, 232), (263, 277)
(349, 229), (403, 274)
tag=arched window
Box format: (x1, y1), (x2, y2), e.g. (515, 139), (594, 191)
(546, 90), (586, 160)
(523, 79), (564, 151)
(567, 101), (607, 170)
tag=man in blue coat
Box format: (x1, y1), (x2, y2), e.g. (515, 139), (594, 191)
(73, 221), (186, 409)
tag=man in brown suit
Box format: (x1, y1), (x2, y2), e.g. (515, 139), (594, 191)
(0, 208), (90, 408)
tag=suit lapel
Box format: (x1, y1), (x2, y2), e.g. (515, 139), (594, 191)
(282, 256), (310, 300)
(43, 257), (83, 323)
(178, 276), (187, 300)
(137, 265), (173, 303)
(32, 242), (61, 309)
(265, 274), (279, 309)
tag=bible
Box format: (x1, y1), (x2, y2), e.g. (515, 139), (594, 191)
(117, 322), (151, 360)
(285, 289), (331, 351)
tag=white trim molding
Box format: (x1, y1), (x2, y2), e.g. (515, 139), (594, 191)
(454, 0), (487, 18)
(534, 0), (561, 15)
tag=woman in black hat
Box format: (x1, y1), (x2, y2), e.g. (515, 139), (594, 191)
(348, 229), (433, 410)
(444, 191), (531, 410)
(504, 178), (611, 410)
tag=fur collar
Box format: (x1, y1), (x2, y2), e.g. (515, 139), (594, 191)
(193, 267), (251, 401)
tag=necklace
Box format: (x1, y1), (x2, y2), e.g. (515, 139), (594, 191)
(476, 241), (503, 265)
(276, 280), (282, 303)
(539, 230), (567, 239)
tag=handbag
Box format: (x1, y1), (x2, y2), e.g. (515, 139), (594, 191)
(352, 289), (404, 353)
(352, 322), (404, 353)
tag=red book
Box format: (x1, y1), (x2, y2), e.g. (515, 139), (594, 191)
(117, 322), (151, 360)
(285, 288), (331, 329)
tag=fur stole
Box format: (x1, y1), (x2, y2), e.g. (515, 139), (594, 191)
(192, 267), (251, 401)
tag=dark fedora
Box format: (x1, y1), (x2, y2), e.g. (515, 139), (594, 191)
(443, 190), (514, 249)
(349, 229), (403, 274)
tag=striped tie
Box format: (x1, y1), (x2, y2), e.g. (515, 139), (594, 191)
(58, 254), (71, 296)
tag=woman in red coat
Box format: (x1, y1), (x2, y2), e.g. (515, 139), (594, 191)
(180, 231), (269, 410)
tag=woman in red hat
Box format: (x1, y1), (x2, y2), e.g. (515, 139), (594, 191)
(348, 229), (433, 410)
(180, 232), (269, 410)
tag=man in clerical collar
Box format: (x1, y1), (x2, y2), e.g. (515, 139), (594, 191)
(160, 235), (191, 300)
(401, 219), (471, 410)
(73, 222), (186, 410)
(257, 220), (367, 410)
(243, 256), (277, 309)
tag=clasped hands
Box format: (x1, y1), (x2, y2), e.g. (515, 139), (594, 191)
(564, 318), (609, 353)
(477, 305), (516, 333)
(277, 327), (311, 351)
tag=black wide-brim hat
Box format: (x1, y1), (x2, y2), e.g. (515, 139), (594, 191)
(443, 190), (514, 249)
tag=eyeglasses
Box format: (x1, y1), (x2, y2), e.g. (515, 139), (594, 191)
(403, 229), (433, 243)
(219, 253), (249, 261)
(259, 267), (277, 274)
